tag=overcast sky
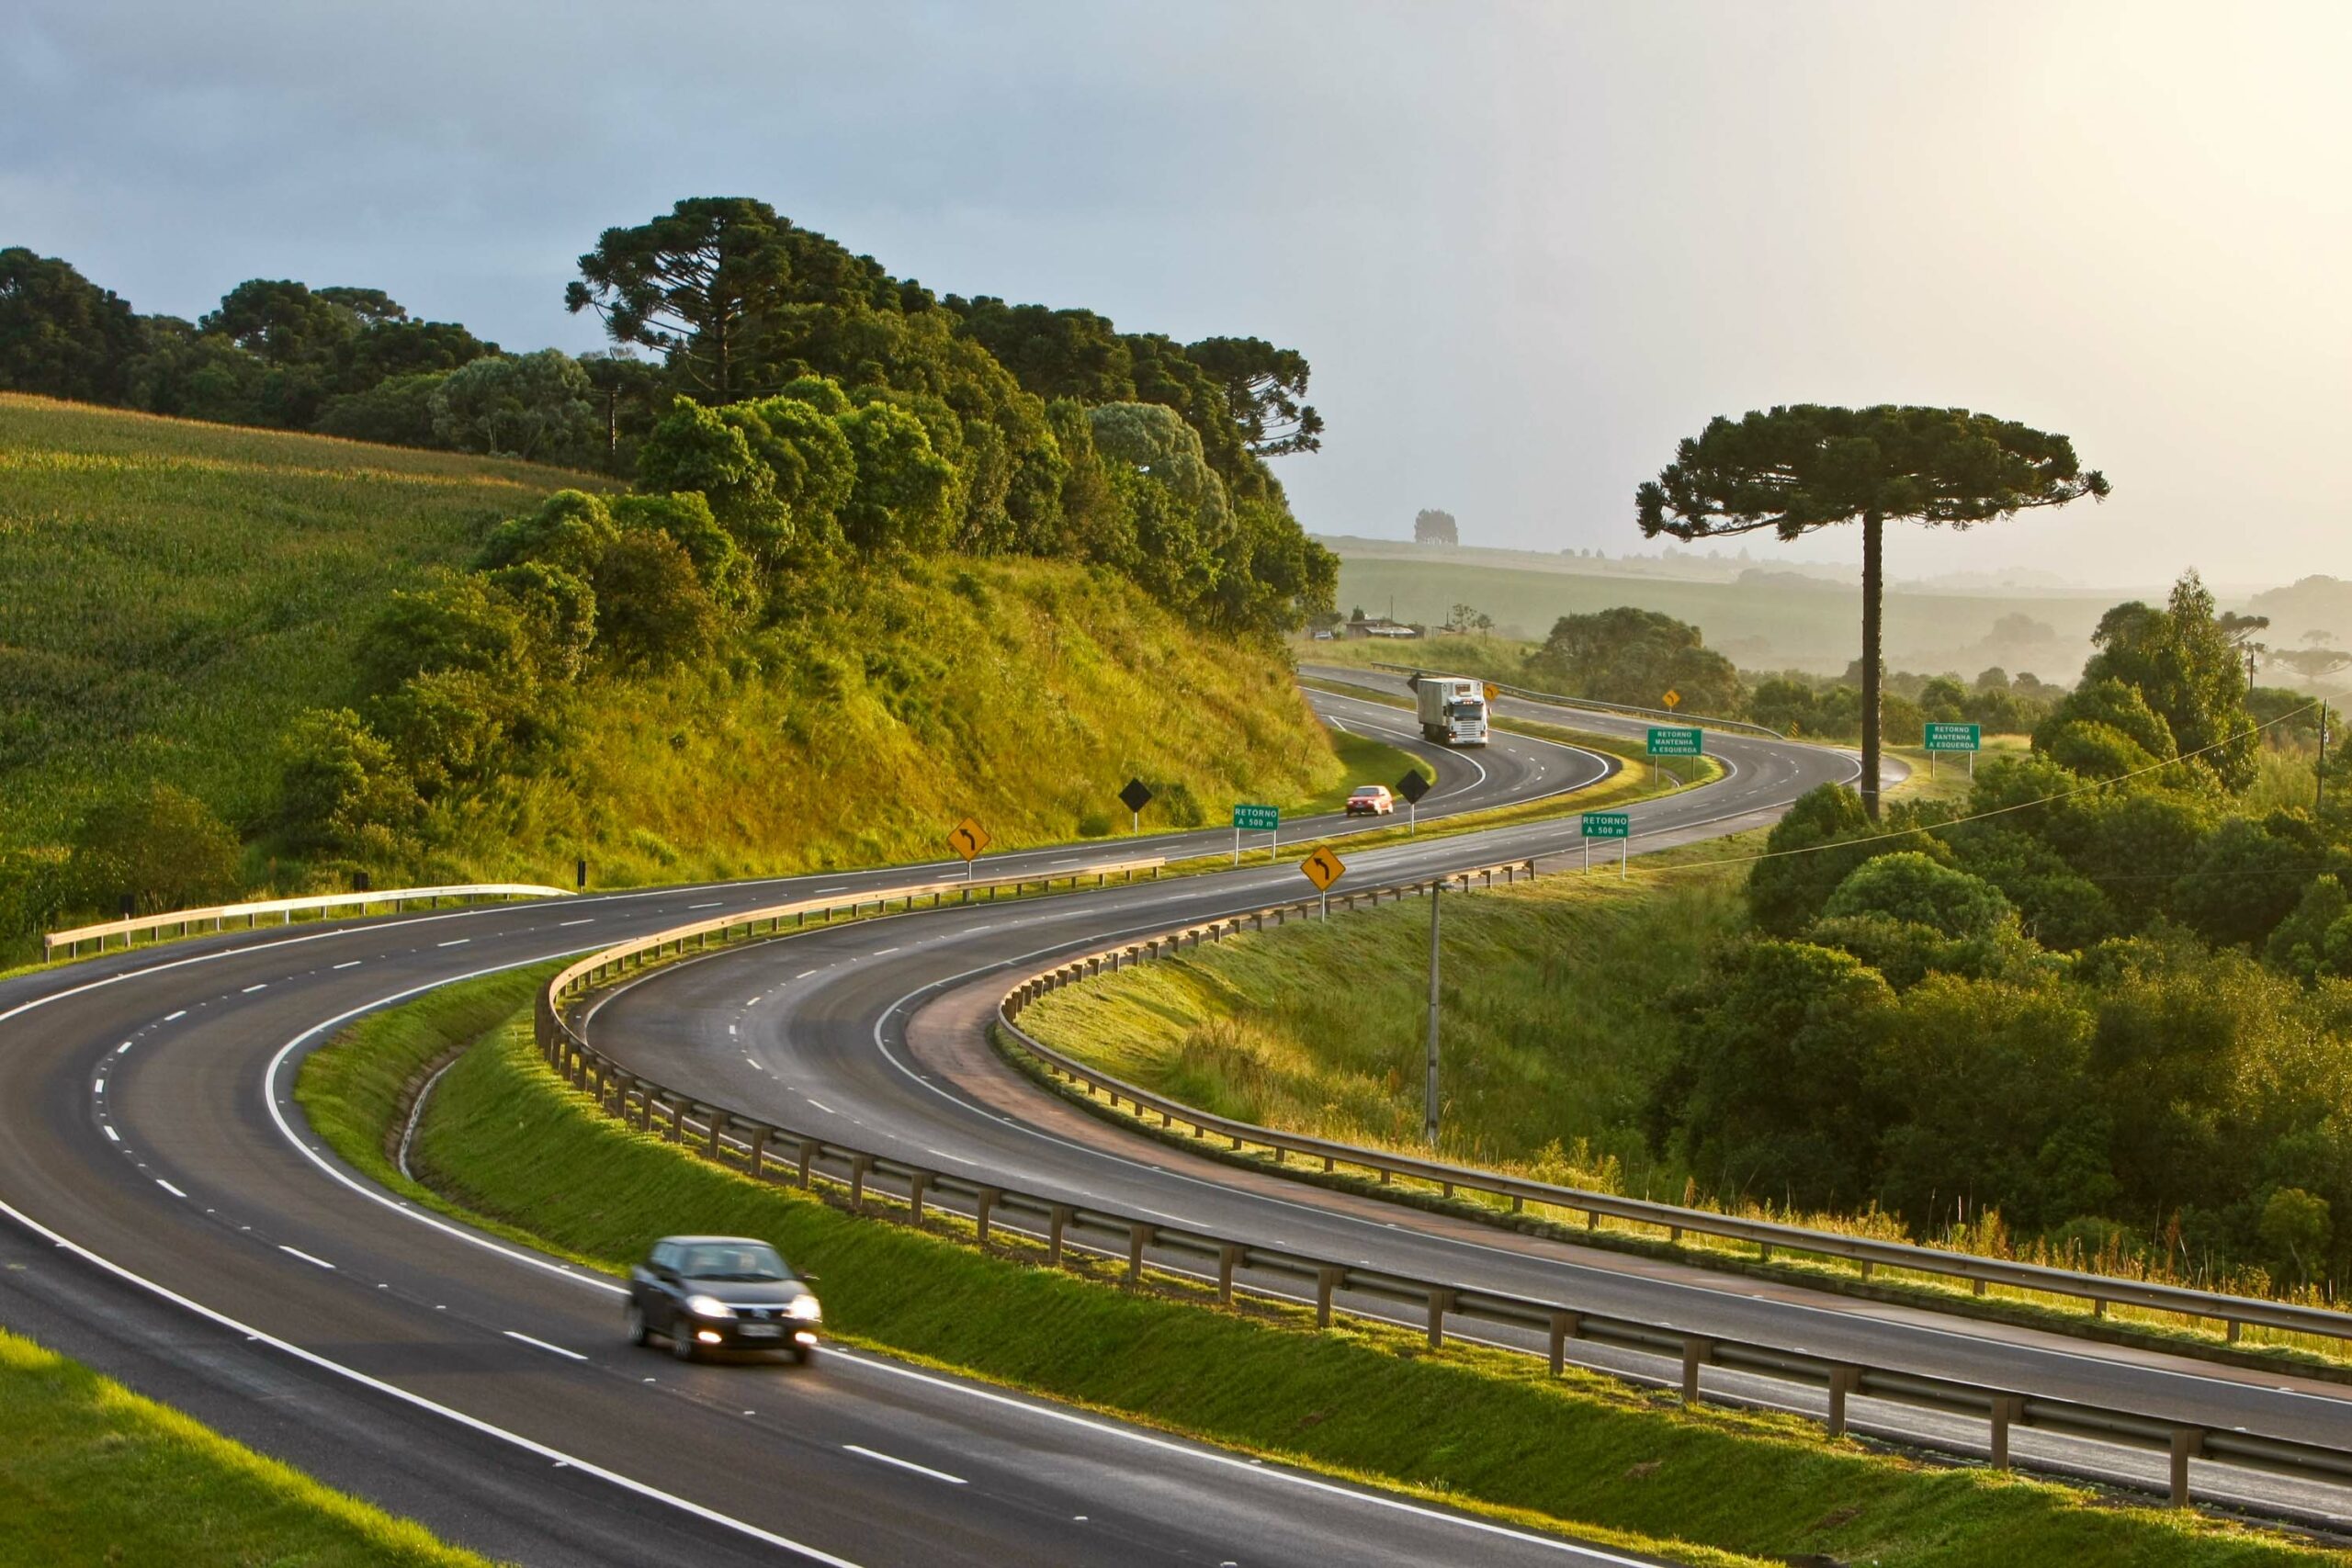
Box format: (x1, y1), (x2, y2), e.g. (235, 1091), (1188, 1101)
(9, 1), (2346, 590)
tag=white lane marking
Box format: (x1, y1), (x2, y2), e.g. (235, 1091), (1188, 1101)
(688, 901), (724, 910)
(728, 1025), (738, 1036)
(243, 984), (269, 994)
(797, 970), (818, 979)
(117, 1042), (132, 1054)
(745, 1057), (762, 1069)
(559, 919), (597, 928)
(279, 1245), (336, 1270)
(334, 960), (362, 970)
(155, 1179), (187, 1199)
(437, 938), (470, 948)
(842, 1444), (967, 1485)
(805, 1099), (836, 1114)
(872, 947), (899, 956)
(93, 1079), (105, 1094)
(504, 1330), (589, 1361)
(0, 1194), (868, 1568)
(814, 886), (848, 895)
(164, 1010), (187, 1021)
(103, 1126), (120, 1143)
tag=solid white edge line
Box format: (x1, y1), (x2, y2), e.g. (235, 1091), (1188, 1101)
(0, 1190), (866, 1568)
(503, 1329), (589, 1362)
(840, 1444), (967, 1485)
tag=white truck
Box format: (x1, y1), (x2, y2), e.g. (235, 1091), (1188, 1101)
(1414, 675), (1490, 747)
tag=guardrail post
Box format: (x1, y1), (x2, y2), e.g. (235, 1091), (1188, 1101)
(2224, 1317), (2241, 1343)
(1679, 1337), (1713, 1406)
(747, 1128), (771, 1179)
(1126, 1223), (1154, 1286)
(1425, 1287), (1453, 1348)
(1315, 1266), (1342, 1327)
(848, 1154), (874, 1212)
(706, 1111), (727, 1159)
(1826, 1366), (1860, 1438)
(1546, 1310), (1581, 1375)
(1987, 1394), (2023, 1469)
(1217, 1243), (1241, 1303)
(975, 1187), (1001, 1247)
(2168, 1427), (2202, 1506)
(2092, 1297), (2108, 1318)
(1048, 1204), (1072, 1267)
(796, 1140), (817, 1187)
(909, 1172), (931, 1225)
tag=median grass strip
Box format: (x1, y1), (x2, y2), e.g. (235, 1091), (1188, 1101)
(0, 1326), (496, 1567)
(300, 976), (2346, 1568)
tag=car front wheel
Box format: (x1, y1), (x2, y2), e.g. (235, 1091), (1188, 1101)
(626, 1302), (650, 1347)
(672, 1324), (698, 1361)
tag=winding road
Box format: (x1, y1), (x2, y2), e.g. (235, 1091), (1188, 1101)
(3, 675), (2343, 1564)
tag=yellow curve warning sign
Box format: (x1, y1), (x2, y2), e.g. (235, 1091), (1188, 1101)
(947, 817), (990, 862)
(1299, 843), (1346, 892)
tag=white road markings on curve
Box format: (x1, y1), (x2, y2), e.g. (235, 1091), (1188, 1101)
(242, 984), (268, 993)
(93, 1079), (105, 1094)
(559, 919), (596, 927)
(334, 960), (362, 969)
(437, 939), (470, 947)
(842, 1445), (966, 1485)
(872, 946), (899, 956)
(688, 901), (723, 910)
(164, 1010), (187, 1021)
(503, 1330), (589, 1361)
(154, 1179), (187, 1198)
(805, 1099), (836, 1113)
(103, 1126), (120, 1143)
(278, 1246), (336, 1270)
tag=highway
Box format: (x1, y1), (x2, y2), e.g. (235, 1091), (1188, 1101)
(5, 673), (2343, 1562)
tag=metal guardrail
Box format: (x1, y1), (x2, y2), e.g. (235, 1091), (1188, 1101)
(995, 864), (2352, 1354)
(46, 882), (572, 959)
(535, 866), (2352, 1513)
(1360, 661), (1789, 739)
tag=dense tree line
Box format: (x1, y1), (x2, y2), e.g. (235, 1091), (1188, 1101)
(1645, 573), (2352, 1290)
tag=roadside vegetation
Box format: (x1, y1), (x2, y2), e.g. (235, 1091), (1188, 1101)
(0, 1327), (492, 1567)
(1040, 575), (2352, 1318)
(297, 978), (2345, 1568)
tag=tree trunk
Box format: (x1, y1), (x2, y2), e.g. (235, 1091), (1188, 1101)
(1860, 509), (1884, 819)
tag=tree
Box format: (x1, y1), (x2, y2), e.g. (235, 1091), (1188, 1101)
(578, 352), (665, 465)
(566, 197), (803, 402)
(837, 400), (959, 556)
(2259, 1187), (2332, 1287)
(0, 247), (142, 403)
(428, 350), (596, 462)
(2076, 573), (2257, 790)
(2273, 629), (2352, 685)
(1414, 508), (1460, 546)
(1182, 336), (1322, 456)
(1822, 852), (2013, 939)
(1525, 606), (1742, 714)
(1637, 405), (2108, 818)
(64, 783), (243, 916)
(312, 370), (451, 448)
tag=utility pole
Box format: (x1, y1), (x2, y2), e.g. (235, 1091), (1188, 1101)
(2320, 701), (2331, 818)
(1424, 877), (1442, 1147)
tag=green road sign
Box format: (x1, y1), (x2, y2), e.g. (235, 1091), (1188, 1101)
(1580, 811), (1631, 839)
(1924, 722), (1982, 752)
(1646, 726), (1702, 757)
(1233, 803), (1280, 831)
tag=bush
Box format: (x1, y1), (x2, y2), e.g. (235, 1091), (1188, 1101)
(64, 782), (242, 916)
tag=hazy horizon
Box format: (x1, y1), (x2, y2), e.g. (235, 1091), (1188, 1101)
(9, 2), (2346, 590)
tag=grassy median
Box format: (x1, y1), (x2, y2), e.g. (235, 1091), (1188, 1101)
(297, 976), (2350, 1568)
(0, 1326), (496, 1567)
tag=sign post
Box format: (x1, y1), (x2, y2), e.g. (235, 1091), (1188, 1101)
(1394, 768), (1430, 836)
(1581, 810), (1631, 878)
(1647, 725), (1702, 790)
(946, 816), (990, 879)
(1923, 721), (1982, 778)
(1119, 777), (1154, 835)
(1300, 843), (1345, 919)
(1233, 803), (1279, 865)
(1424, 873), (1442, 1146)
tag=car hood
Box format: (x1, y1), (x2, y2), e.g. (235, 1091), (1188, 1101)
(683, 1278), (809, 1306)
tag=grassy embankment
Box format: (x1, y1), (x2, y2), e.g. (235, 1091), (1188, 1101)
(0, 396), (1361, 946)
(291, 977), (2345, 1568)
(1014, 743), (2352, 1369)
(0, 1328), (493, 1567)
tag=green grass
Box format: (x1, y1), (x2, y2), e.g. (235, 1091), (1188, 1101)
(295, 978), (2345, 1567)
(0, 393), (618, 849)
(0, 1326), (496, 1566)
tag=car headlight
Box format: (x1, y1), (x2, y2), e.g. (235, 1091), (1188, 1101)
(787, 1292), (822, 1321)
(684, 1293), (735, 1319)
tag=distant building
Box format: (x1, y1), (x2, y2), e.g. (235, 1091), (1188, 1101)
(1346, 616), (1422, 639)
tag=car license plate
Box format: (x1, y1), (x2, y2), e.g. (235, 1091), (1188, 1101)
(739, 1324), (783, 1340)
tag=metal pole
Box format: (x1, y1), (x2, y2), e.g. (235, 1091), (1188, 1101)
(2320, 702), (2331, 818)
(1424, 879), (1442, 1146)
(1584, 838), (1591, 874)
(1321, 889), (1329, 920)
(1620, 837), (1628, 880)
(1408, 800), (1415, 838)
(1233, 827), (1240, 867)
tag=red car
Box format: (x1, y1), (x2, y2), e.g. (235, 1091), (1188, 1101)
(1345, 784), (1395, 816)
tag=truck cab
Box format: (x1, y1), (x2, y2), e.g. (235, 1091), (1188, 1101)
(1415, 675), (1490, 747)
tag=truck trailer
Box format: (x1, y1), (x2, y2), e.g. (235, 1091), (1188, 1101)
(1414, 675), (1490, 747)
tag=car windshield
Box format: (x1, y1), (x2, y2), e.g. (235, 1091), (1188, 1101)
(1351, 787), (1381, 797)
(677, 1242), (790, 1281)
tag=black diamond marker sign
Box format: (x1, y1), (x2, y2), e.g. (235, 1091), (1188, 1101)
(1119, 778), (1154, 814)
(1395, 770), (1431, 804)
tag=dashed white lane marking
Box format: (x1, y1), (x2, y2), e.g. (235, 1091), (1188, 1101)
(842, 1445), (967, 1485)
(438, 938), (470, 947)
(164, 1010), (187, 1021)
(687, 901), (724, 910)
(278, 1245), (337, 1270)
(796, 970), (818, 979)
(504, 1330), (589, 1361)
(103, 1126), (120, 1143)
(872, 947), (899, 956)
(155, 1179), (187, 1199)
(93, 1079), (105, 1094)
(745, 1056), (762, 1069)
(805, 1099), (836, 1113)
(728, 1025), (738, 1036)
(334, 960), (363, 970)
(814, 886), (848, 895)
(117, 1042), (132, 1054)
(559, 919), (596, 928)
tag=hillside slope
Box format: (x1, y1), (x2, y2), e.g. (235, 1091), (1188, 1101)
(0, 397), (1343, 933)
